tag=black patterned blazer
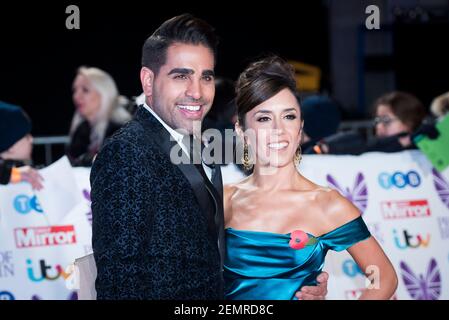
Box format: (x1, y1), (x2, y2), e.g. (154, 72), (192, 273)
(90, 106), (225, 299)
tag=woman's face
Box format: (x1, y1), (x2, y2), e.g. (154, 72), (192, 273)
(375, 104), (410, 137)
(72, 74), (101, 121)
(242, 88), (302, 168)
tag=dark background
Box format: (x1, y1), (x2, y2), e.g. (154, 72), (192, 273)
(0, 1), (329, 136)
(1, 1), (448, 137)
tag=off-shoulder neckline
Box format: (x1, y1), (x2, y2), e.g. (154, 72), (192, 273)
(225, 216), (363, 239)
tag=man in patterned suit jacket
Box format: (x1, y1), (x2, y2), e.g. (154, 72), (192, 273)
(90, 13), (329, 300)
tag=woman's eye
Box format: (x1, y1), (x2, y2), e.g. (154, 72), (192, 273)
(285, 114), (297, 120)
(257, 117), (271, 122)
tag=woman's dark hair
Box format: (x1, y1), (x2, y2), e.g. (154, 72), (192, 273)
(236, 55), (297, 128)
(373, 91), (426, 132)
(141, 13), (218, 76)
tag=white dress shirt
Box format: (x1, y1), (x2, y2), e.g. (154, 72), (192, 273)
(142, 103), (212, 181)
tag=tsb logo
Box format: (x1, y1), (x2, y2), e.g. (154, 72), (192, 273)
(393, 229), (430, 249)
(14, 225), (77, 249)
(13, 195), (43, 214)
(378, 171), (421, 189)
(381, 200), (431, 219)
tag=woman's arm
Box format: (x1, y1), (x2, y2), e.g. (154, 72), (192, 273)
(325, 190), (398, 299)
(348, 236), (398, 300)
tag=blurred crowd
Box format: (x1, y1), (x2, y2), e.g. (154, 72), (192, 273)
(1, 64), (449, 186)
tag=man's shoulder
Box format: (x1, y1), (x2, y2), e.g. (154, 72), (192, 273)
(103, 118), (157, 152)
(109, 118), (144, 140)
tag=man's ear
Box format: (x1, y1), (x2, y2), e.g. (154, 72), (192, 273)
(140, 67), (154, 99)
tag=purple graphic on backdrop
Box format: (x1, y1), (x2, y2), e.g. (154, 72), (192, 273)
(326, 172), (368, 214)
(31, 291), (78, 300)
(438, 217), (449, 240)
(432, 168), (449, 210)
(82, 189), (92, 225)
(400, 258), (441, 300)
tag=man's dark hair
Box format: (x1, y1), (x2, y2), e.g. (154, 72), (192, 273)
(141, 13), (218, 76)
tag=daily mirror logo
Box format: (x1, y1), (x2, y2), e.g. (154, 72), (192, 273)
(14, 225), (77, 249)
(381, 200), (431, 220)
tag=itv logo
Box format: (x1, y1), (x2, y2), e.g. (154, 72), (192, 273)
(393, 229), (430, 249)
(26, 259), (70, 282)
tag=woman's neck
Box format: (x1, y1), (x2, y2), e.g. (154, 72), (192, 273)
(84, 112), (97, 125)
(251, 162), (300, 191)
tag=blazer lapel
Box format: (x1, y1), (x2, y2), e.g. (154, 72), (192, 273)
(211, 165), (225, 267)
(135, 106), (217, 235)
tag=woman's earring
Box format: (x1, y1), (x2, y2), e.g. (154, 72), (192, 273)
(294, 144), (302, 166)
(242, 142), (254, 171)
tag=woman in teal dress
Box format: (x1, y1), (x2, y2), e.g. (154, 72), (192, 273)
(223, 56), (398, 300)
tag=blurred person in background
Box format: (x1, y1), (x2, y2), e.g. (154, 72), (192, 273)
(201, 78), (248, 182)
(298, 94), (341, 153)
(430, 91), (449, 120)
(372, 91), (427, 150)
(203, 77), (238, 164)
(67, 66), (132, 166)
(0, 101), (43, 190)
(202, 77), (237, 133)
(310, 91), (428, 155)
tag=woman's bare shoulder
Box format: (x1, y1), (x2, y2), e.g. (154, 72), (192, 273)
(224, 176), (252, 198)
(318, 187), (362, 227)
(224, 183), (238, 201)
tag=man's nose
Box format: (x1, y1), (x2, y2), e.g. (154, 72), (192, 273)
(186, 79), (202, 101)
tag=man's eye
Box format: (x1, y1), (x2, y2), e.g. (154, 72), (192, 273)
(285, 114), (296, 120)
(174, 74), (188, 80)
(257, 117), (271, 122)
(202, 75), (214, 82)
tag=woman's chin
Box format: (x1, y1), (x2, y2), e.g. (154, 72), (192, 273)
(257, 159), (294, 169)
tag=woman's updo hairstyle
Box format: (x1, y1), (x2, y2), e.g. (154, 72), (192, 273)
(235, 55), (298, 128)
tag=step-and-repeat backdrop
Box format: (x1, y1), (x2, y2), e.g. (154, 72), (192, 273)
(1, 151), (448, 300)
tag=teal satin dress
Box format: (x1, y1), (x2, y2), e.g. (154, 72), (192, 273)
(224, 216), (371, 300)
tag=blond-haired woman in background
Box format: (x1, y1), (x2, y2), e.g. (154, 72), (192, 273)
(67, 66), (132, 166)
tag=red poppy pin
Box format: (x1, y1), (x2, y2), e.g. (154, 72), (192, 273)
(289, 230), (318, 250)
